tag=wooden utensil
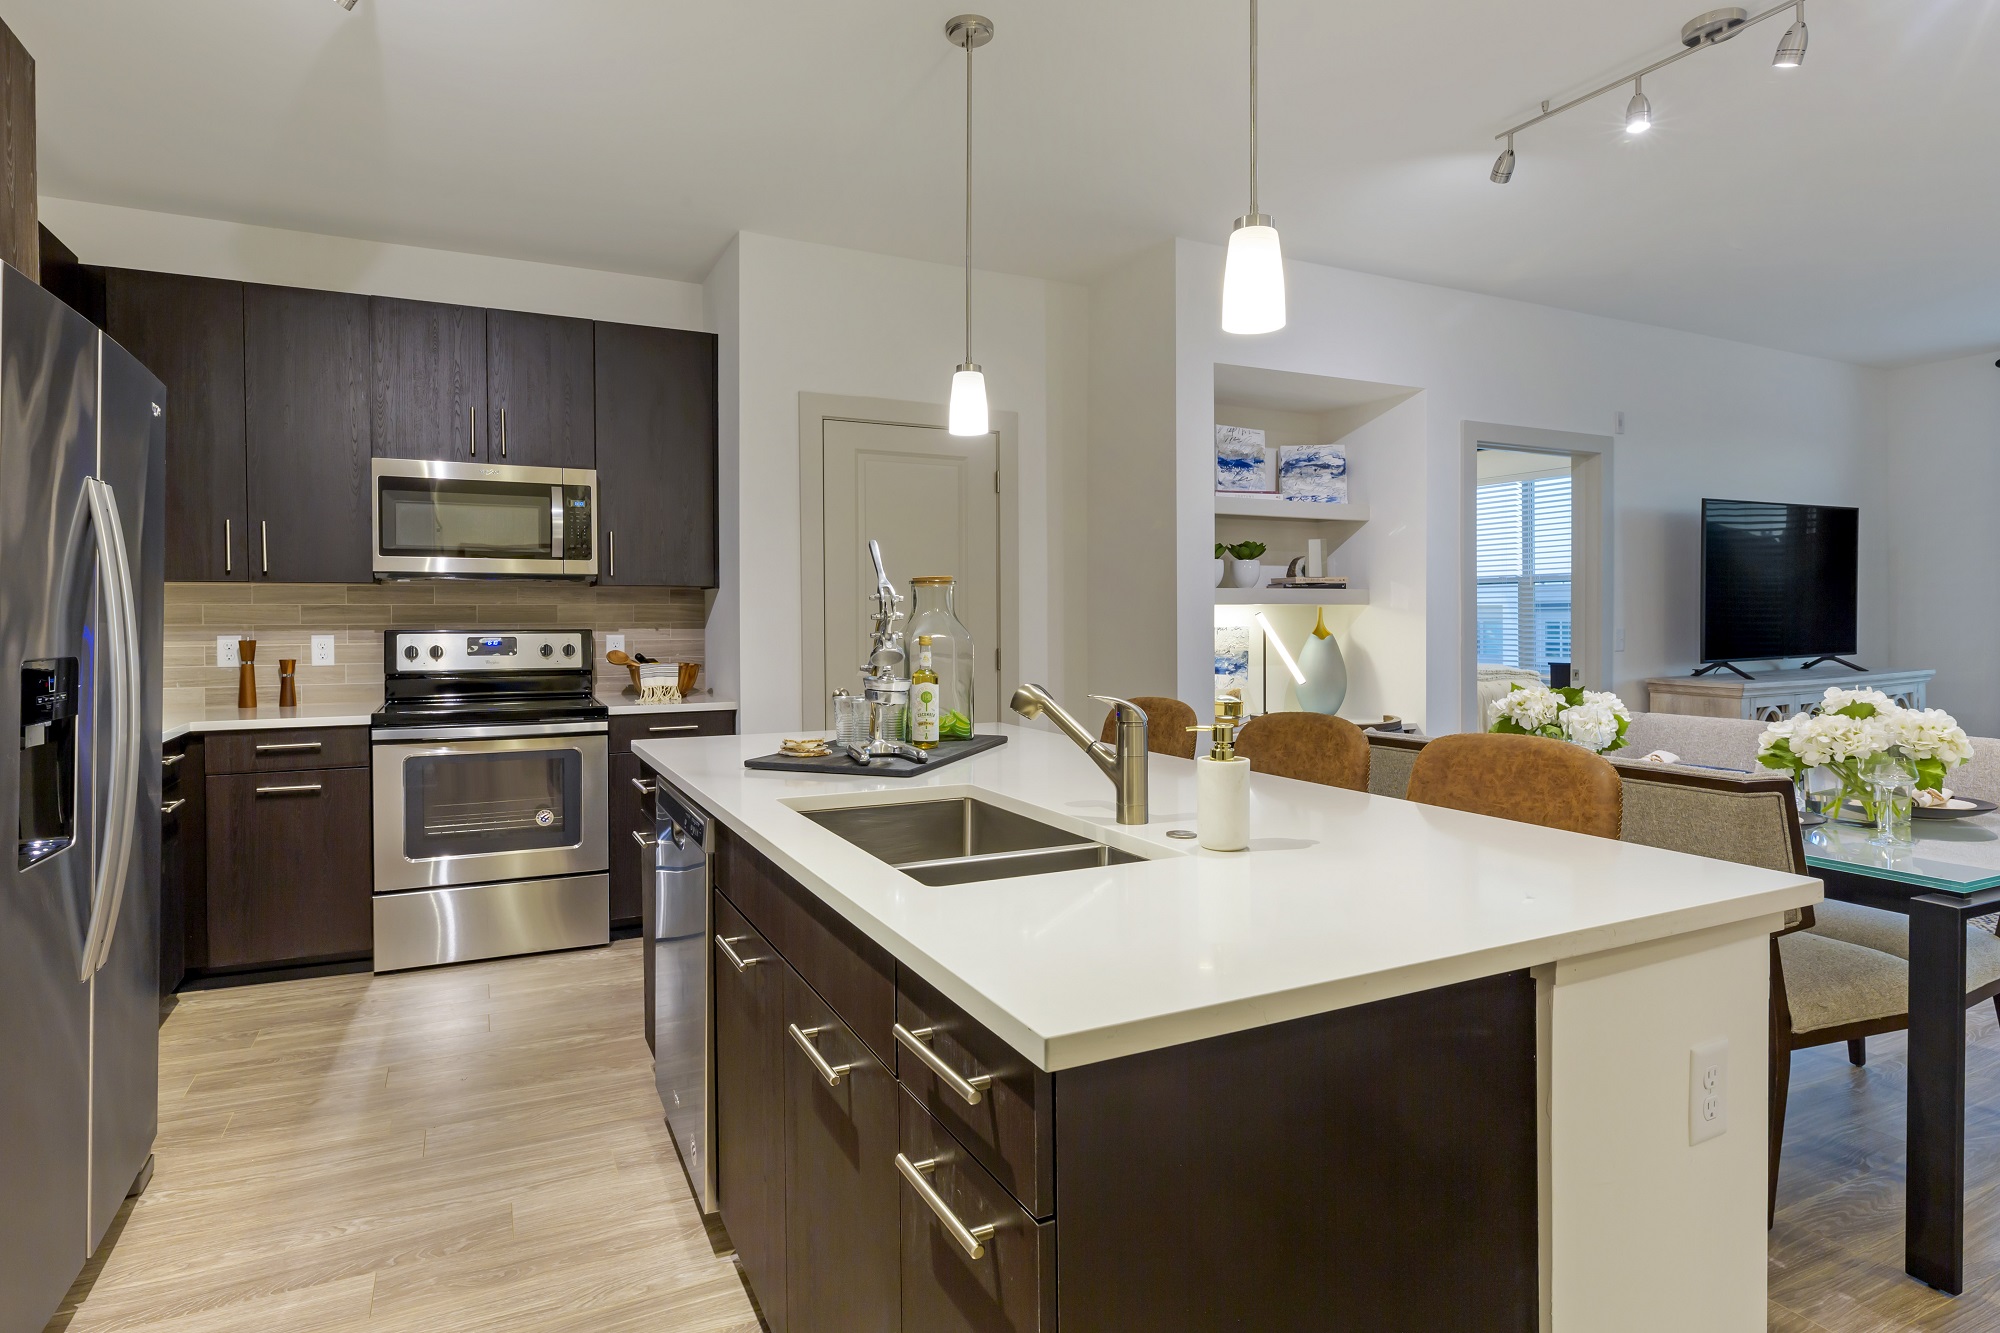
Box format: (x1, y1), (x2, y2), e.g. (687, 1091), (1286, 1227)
(606, 648), (641, 692)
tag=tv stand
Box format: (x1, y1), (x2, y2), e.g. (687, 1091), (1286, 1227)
(1690, 662), (1757, 681)
(1646, 666), (1934, 721)
(1799, 656), (1867, 672)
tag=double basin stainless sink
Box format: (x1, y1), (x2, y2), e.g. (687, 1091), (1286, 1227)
(800, 797), (1148, 886)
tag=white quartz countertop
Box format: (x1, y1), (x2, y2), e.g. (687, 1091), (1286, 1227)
(163, 692), (736, 743)
(637, 725), (1820, 1073)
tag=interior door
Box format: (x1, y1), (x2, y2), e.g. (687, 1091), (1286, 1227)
(821, 420), (999, 728)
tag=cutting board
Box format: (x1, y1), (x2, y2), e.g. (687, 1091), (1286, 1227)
(743, 733), (1008, 778)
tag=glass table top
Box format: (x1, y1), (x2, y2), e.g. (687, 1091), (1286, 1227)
(1804, 813), (2000, 895)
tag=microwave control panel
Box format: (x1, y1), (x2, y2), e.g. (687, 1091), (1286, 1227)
(562, 486), (593, 560)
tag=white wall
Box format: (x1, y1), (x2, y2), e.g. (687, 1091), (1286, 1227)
(42, 198), (708, 329)
(718, 232), (1087, 732)
(1881, 349), (2000, 735)
(1162, 239), (1884, 732)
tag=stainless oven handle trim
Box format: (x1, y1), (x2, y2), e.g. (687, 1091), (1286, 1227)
(369, 720), (609, 743)
(550, 485), (562, 559)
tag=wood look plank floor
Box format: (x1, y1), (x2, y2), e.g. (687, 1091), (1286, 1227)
(45, 940), (761, 1333)
(1771, 1002), (2000, 1331)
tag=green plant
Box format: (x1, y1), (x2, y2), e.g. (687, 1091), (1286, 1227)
(1226, 540), (1266, 561)
(1214, 542), (1227, 559)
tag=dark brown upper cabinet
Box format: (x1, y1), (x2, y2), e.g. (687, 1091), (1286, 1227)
(487, 309), (593, 469)
(103, 271), (249, 581)
(594, 323), (718, 588)
(369, 297), (487, 462)
(243, 285), (373, 582)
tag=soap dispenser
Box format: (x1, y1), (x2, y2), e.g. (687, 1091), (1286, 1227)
(1188, 697), (1250, 852)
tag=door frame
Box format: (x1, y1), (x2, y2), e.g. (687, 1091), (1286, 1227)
(798, 393), (1019, 729)
(1459, 421), (1615, 732)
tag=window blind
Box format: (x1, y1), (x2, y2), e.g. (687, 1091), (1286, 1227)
(1476, 474), (1572, 679)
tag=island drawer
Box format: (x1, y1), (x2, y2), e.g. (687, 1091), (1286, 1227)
(895, 966), (1053, 1219)
(899, 1085), (1056, 1333)
(715, 824), (895, 1066)
(205, 727), (369, 775)
(611, 709), (736, 755)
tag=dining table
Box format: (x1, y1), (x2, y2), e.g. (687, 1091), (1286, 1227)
(1804, 808), (2000, 1295)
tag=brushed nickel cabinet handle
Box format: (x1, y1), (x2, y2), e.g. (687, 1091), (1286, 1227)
(632, 829), (660, 850)
(787, 1023), (857, 1087)
(499, 406), (507, 459)
(649, 724), (699, 733)
(160, 798), (186, 816)
(161, 753), (183, 769)
(469, 404), (478, 457)
(224, 518), (233, 575)
(254, 783), (322, 797)
(608, 529), (615, 578)
(895, 1154), (996, 1260)
(714, 933), (767, 973)
(631, 777), (658, 796)
(894, 1023), (992, 1106)
(254, 741), (322, 755)
(260, 519), (269, 575)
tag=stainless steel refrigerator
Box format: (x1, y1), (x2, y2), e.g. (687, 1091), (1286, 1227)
(0, 264), (164, 1333)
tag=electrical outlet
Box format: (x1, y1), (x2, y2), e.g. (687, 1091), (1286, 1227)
(1689, 1038), (1729, 1145)
(606, 634), (627, 655)
(216, 636), (239, 669)
(311, 634), (337, 667)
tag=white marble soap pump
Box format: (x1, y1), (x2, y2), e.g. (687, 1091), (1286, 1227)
(1190, 697), (1250, 852)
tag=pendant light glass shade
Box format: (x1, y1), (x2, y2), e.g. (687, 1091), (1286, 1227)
(948, 364), (989, 437)
(1222, 219), (1286, 334)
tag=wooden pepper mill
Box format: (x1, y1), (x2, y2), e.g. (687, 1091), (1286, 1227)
(278, 658), (298, 709)
(236, 639), (258, 710)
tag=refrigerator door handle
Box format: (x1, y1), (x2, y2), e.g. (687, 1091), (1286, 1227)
(76, 479), (140, 980)
(92, 480), (144, 976)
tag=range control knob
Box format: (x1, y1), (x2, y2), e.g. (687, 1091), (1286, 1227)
(540, 643), (554, 658)
(562, 643), (576, 658)
(403, 645), (418, 662)
(429, 645), (444, 661)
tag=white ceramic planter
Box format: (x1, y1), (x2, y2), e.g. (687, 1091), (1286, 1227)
(1225, 557), (1262, 589)
(1213, 558), (1226, 587)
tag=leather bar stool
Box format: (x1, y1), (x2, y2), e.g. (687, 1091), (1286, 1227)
(1098, 697), (1198, 760)
(1234, 713), (1370, 792)
(1405, 732), (1622, 839)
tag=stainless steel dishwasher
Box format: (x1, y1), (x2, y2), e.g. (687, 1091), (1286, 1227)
(644, 777), (715, 1214)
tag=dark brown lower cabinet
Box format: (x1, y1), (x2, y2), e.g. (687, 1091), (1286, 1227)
(204, 766), (372, 970)
(713, 893), (789, 1332)
(783, 968), (900, 1333)
(900, 1088), (1056, 1333)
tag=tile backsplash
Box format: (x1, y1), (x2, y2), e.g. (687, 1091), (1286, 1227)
(166, 583), (709, 714)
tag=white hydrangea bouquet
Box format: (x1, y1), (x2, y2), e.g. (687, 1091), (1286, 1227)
(1756, 687), (1972, 821)
(1488, 684), (1632, 754)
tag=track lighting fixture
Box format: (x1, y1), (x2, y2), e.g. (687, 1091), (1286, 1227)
(1773, 3), (1808, 67)
(336, 0), (358, 9)
(944, 15), (994, 438)
(1221, 0), (1286, 334)
(1624, 78), (1653, 134)
(1488, 3), (1811, 183)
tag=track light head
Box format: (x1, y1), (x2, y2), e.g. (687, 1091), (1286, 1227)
(1773, 8), (1808, 66)
(1625, 83), (1652, 134)
(1491, 144), (1516, 184)
(336, 0), (359, 9)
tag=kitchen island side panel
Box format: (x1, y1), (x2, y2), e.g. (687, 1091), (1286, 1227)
(1054, 969), (1540, 1332)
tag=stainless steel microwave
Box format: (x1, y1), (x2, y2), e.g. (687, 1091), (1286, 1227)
(371, 458), (598, 579)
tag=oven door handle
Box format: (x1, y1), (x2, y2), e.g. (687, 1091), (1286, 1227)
(369, 720), (609, 743)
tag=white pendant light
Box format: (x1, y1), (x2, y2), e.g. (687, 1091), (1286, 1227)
(946, 15), (993, 437)
(1221, 0), (1285, 334)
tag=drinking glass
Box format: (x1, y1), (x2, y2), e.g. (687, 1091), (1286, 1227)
(1795, 767), (1839, 821)
(1864, 753), (1916, 848)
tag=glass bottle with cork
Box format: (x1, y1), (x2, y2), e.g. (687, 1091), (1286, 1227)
(911, 637), (941, 749)
(907, 575), (974, 741)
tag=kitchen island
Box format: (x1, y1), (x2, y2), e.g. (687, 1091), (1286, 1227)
(637, 725), (1818, 1333)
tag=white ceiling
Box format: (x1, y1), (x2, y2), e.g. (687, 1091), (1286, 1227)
(11, 0), (1998, 365)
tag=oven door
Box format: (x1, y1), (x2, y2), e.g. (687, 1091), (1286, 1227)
(371, 457), (598, 578)
(372, 732), (609, 893)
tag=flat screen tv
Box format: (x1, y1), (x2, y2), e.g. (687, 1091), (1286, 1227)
(1700, 499), (1858, 665)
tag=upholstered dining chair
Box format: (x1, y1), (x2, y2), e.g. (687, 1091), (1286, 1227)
(1234, 713), (1370, 792)
(1609, 758), (2000, 1225)
(1404, 732), (1623, 839)
(1097, 696), (1198, 760)
(1365, 731), (1426, 798)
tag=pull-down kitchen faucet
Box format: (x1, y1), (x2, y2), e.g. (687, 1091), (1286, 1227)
(1009, 684), (1149, 825)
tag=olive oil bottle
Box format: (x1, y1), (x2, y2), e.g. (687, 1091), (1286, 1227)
(911, 636), (941, 748)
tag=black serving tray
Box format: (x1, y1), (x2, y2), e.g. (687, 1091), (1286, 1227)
(744, 732), (1008, 778)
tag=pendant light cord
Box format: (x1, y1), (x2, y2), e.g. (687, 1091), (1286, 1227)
(964, 33), (973, 364)
(1248, 0), (1258, 216)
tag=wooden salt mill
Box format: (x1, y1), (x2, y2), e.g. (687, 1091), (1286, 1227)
(237, 639), (258, 709)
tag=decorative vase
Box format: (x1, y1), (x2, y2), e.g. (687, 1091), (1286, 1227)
(1225, 557), (1262, 589)
(1213, 558), (1225, 587)
(1294, 608), (1348, 715)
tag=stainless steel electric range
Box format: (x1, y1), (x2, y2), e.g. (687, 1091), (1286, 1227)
(369, 630), (609, 972)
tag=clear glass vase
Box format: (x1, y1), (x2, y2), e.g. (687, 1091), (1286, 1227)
(907, 576), (975, 740)
(1864, 752), (1917, 847)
